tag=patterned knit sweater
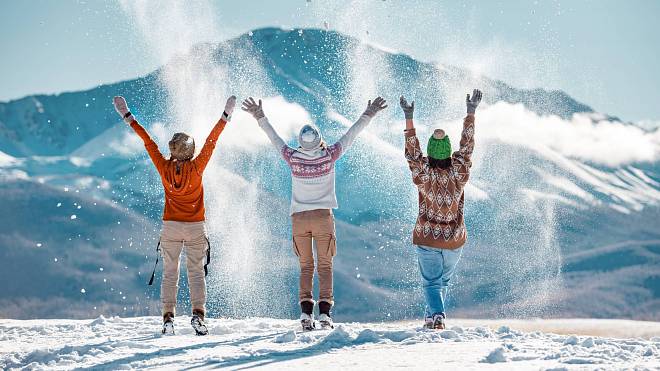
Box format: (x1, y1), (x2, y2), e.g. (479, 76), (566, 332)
(405, 115), (475, 249)
(258, 115), (372, 215)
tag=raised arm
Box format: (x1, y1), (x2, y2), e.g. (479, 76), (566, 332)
(113, 96), (166, 172)
(400, 96), (428, 186)
(241, 97), (288, 154)
(451, 89), (481, 187)
(193, 96), (236, 173)
(336, 97), (387, 153)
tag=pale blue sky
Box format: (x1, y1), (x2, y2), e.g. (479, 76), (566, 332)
(1, 0), (658, 121)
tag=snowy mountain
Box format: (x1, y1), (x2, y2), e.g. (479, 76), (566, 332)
(0, 27), (658, 321)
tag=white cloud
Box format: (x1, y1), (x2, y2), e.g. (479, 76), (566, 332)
(435, 102), (659, 167)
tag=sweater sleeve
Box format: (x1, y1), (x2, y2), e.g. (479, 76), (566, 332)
(129, 120), (166, 174)
(193, 118), (227, 174)
(404, 127), (429, 186)
(451, 115), (475, 187)
(257, 116), (293, 162)
(336, 114), (372, 155)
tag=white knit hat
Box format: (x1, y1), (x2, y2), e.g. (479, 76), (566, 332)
(298, 124), (322, 150)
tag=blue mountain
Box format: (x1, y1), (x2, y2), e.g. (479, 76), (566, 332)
(0, 28), (658, 321)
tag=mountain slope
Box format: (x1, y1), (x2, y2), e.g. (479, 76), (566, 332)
(0, 27), (658, 321)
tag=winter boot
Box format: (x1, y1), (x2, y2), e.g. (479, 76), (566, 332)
(300, 301), (315, 331)
(162, 312), (175, 335)
(191, 309), (208, 336)
(424, 312), (446, 330)
(318, 301), (334, 329)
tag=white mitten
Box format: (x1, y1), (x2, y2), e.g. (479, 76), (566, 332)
(222, 95), (237, 121)
(113, 96), (134, 124)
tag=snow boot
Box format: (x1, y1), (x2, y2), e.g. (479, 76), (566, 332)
(318, 301), (334, 329)
(300, 301), (315, 331)
(162, 312), (175, 335)
(191, 309), (208, 336)
(424, 312), (446, 330)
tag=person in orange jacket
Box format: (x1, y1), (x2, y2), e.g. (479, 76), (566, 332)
(112, 95), (236, 335)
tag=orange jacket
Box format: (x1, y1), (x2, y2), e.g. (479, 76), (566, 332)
(129, 118), (227, 222)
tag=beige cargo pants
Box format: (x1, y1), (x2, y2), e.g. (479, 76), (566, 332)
(292, 209), (337, 305)
(160, 221), (208, 315)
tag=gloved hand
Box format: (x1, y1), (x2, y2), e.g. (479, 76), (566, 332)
(363, 96), (388, 117)
(241, 97), (265, 120)
(399, 96), (414, 119)
(223, 95), (236, 121)
(113, 96), (134, 123)
(466, 89), (482, 114)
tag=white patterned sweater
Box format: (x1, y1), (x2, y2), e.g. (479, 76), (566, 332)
(404, 115), (475, 249)
(257, 115), (372, 215)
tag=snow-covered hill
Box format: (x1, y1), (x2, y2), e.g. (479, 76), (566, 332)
(1, 317), (659, 370)
(0, 27), (659, 321)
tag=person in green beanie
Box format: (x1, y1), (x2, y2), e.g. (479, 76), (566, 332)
(400, 89), (482, 330)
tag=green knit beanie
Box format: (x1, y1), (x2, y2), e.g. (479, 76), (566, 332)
(427, 134), (452, 160)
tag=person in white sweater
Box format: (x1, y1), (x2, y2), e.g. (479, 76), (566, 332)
(242, 97), (387, 330)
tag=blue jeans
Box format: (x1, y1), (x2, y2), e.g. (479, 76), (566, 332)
(416, 245), (463, 317)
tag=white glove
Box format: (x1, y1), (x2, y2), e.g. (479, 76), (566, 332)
(113, 96), (134, 124)
(241, 97), (265, 120)
(363, 97), (388, 118)
(466, 89), (482, 114)
(222, 95), (236, 121)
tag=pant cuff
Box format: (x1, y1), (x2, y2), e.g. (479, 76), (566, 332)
(318, 298), (334, 306)
(299, 298), (315, 305)
(162, 306), (176, 316)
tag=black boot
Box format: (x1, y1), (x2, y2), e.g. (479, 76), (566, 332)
(318, 301), (334, 329)
(300, 301), (315, 331)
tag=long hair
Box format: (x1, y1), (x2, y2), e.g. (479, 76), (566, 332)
(428, 157), (452, 169)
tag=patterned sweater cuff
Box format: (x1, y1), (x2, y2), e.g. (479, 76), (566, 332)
(404, 128), (417, 137)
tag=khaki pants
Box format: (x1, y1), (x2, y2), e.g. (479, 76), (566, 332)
(292, 209), (337, 305)
(160, 221), (208, 315)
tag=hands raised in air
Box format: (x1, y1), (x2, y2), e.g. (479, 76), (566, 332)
(466, 89), (482, 114)
(399, 96), (414, 120)
(241, 97), (265, 120)
(363, 97), (387, 118)
(224, 96), (237, 118)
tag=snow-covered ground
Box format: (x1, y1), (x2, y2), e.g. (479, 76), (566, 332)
(2, 317), (659, 370)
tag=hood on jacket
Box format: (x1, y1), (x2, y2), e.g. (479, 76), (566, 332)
(169, 132), (195, 161)
(298, 124), (323, 150)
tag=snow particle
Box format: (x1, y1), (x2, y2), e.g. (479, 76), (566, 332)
(80, 288), (86, 294)
(57, 202), (62, 207)
(36, 243), (42, 247)
(70, 215), (77, 220)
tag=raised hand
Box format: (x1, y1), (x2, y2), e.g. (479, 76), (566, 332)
(113, 96), (134, 124)
(466, 89), (482, 114)
(224, 95), (237, 117)
(399, 96), (414, 120)
(363, 96), (388, 118)
(241, 97), (265, 120)
(113, 96), (130, 118)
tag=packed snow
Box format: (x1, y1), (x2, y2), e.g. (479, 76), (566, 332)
(1, 317), (658, 370)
